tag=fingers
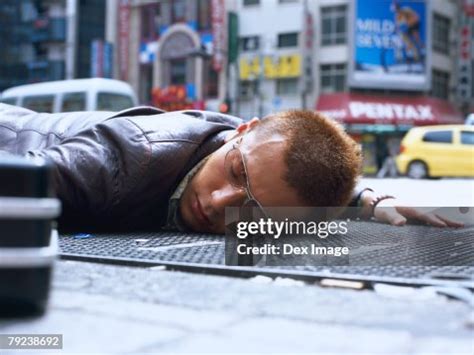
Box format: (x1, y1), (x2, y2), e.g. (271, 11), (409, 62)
(395, 207), (464, 228)
(398, 207), (448, 227)
(375, 204), (465, 228)
(374, 206), (407, 226)
(434, 213), (464, 228)
(420, 213), (448, 227)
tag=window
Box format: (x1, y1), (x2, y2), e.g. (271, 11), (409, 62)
(277, 32), (298, 48)
(239, 80), (257, 99)
(172, 0), (186, 22)
(461, 131), (474, 145)
(422, 130), (452, 144)
(97, 93), (133, 111)
(321, 5), (347, 45)
(243, 0), (259, 6)
(61, 92), (86, 112)
(23, 95), (54, 112)
(320, 63), (346, 93)
(240, 36), (260, 52)
(433, 13), (450, 54)
(140, 3), (161, 41)
(276, 78), (298, 96)
(431, 69), (450, 99)
(170, 59), (187, 85)
(197, 0), (211, 31)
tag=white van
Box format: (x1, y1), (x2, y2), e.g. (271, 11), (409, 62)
(0, 78), (138, 113)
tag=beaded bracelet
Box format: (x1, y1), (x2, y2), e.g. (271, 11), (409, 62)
(370, 195), (395, 218)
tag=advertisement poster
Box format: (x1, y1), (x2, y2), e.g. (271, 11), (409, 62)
(350, 0), (430, 90)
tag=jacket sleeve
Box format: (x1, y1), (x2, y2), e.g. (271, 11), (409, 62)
(27, 117), (152, 224)
(347, 182), (370, 207)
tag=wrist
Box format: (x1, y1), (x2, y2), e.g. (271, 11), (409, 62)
(359, 190), (376, 219)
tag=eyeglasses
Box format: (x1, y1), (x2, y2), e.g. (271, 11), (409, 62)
(224, 136), (267, 220)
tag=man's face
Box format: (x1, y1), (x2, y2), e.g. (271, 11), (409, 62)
(179, 121), (304, 234)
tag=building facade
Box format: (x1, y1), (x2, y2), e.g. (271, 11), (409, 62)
(0, 0), (106, 92)
(236, 0), (471, 174)
(236, 0), (312, 118)
(108, 0), (234, 109)
(313, 0), (469, 174)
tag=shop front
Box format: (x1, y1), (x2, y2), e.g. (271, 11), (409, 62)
(316, 93), (464, 175)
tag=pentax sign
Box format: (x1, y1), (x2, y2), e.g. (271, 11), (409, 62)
(316, 93), (463, 126)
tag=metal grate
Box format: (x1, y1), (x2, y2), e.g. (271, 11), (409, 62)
(59, 222), (474, 289)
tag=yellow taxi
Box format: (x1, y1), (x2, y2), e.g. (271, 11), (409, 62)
(396, 125), (474, 179)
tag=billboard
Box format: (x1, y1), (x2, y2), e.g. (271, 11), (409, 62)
(349, 0), (431, 90)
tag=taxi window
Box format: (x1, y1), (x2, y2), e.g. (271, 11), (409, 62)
(61, 92), (86, 112)
(461, 131), (474, 145)
(422, 130), (452, 144)
(97, 92), (133, 111)
(23, 95), (55, 113)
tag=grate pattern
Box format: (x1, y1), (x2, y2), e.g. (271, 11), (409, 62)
(59, 222), (474, 285)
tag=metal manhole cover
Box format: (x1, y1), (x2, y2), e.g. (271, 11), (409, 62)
(59, 222), (474, 289)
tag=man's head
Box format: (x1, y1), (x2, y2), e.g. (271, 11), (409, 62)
(179, 110), (362, 234)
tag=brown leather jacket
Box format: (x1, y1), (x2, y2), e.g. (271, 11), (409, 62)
(0, 104), (241, 231)
(0, 104), (363, 231)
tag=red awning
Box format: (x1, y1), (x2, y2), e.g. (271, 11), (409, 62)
(316, 93), (463, 126)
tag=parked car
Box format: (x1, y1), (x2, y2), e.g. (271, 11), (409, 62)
(0, 78), (138, 113)
(396, 125), (474, 179)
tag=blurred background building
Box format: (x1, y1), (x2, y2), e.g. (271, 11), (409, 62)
(105, 0), (236, 111)
(0, 0), (106, 91)
(0, 0), (472, 174)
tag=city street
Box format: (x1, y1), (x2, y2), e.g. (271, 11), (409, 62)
(1, 178), (473, 354)
(361, 178), (474, 206)
(0, 0), (473, 353)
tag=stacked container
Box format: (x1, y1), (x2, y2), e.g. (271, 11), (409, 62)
(0, 155), (61, 316)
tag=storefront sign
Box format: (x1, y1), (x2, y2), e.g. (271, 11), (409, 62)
(239, 55), (301, 80)
(457, 5), (473, 106)
(118, 0), (130, 81)
(464, 0), (474, 17)
(316, 93), (463, 125)
(91, 40), (113, 78)
(349, 0), (430, 90)
(211, 0), (226, 72)
(140, 41), (159, 64)
(349, 102), (433, 121)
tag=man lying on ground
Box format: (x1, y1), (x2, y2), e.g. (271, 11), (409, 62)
(0, 104), (461, 232)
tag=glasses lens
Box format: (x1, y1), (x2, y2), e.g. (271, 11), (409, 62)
(225, 148), (247, 189)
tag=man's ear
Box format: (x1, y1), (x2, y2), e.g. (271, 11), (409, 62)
(224, 117), (260, 143)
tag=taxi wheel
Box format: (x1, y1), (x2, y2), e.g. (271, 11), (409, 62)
(407, 161), (428, 179)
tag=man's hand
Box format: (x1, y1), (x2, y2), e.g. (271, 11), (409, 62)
(374, 198), (464, 227)
(359, 190), (464, 227)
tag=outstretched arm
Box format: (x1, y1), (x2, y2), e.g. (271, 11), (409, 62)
(349, 187), (463, 227)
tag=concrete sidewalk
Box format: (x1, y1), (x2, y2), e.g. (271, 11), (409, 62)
(1, 260), (472, 354)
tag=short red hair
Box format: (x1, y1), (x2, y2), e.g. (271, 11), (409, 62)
(255, 110), (362, 207)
